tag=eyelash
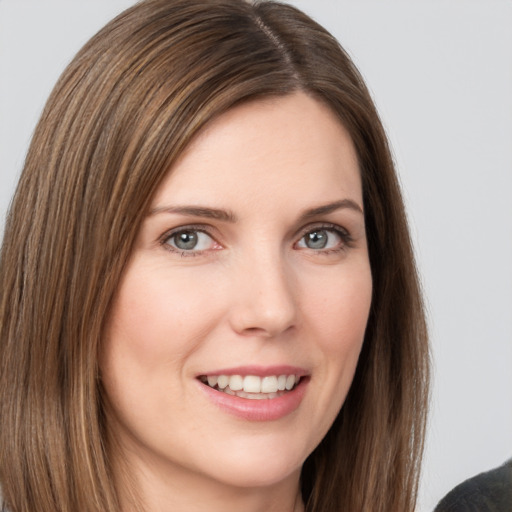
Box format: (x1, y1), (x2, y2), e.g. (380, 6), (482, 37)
(159, 222), (354, 257)
(160, 224), (216, 258)
(296, 223), (354, 255)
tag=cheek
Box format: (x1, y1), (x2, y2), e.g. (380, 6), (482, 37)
(99, 265), (205, 418)
(103, 263), (219, 363)
(306, 264), (373, 355)
(294, 263), (372, 450)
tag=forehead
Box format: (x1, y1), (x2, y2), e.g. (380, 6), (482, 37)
(152, 92), (362, 210)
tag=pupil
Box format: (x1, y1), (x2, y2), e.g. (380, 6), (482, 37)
(307, 230), (327, 249)
(175, 231), (198, 250)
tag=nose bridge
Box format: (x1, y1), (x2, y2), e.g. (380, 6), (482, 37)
(230, 243), (297, 337)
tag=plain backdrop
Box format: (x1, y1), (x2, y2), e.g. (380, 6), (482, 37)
(1, 1), (511, 510)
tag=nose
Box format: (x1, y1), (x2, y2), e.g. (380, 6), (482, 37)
(228, 250), (298, 338)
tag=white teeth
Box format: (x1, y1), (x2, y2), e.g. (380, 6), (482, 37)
(285, 375), (296, 390)
(217, 375), (229, 389)
(261, 376), (278, 393)
(243, 375), (261, 393)
(237, 390), (267, 400)
(228, 375), (243, 391)
(202, 373), (301, 397)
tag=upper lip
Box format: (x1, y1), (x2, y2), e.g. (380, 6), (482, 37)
(197, 365), (309, 378)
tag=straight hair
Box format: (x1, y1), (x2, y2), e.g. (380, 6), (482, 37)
(0, 1), (429, 511)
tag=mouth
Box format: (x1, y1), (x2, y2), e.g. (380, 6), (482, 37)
(198, 373), (302, 400)
(197, 367), (309, 421)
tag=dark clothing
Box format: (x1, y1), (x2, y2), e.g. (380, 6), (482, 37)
(434, 459), (512, 512)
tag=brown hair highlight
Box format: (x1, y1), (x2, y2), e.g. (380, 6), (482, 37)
(0, 1), (429, 511)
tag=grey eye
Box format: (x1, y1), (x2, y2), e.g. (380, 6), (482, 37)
(173, 231), (198, 250)
(296, 228), (344, 251)
(304, 230), (328, 249)
(165, 229), (217, 252)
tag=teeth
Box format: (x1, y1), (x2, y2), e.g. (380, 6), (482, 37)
(201, 373), (301, 398)
(237, 390), (271, 400)
(229, 375), (243, 391)
(261, 376), (278, 393)
(285, 375), (296, 391)
(243, 375), (261, 393)
(217, 375), (229, 389)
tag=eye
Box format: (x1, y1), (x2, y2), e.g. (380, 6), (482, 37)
(296, 225), (350, 252)
(163, 228), (219, 253)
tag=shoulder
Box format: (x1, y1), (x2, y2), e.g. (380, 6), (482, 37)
(434, 459), (512, 512)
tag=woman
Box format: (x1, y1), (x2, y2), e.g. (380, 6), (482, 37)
(0, 1), (429, 511)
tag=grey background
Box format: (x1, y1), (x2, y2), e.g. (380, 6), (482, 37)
(1, 1), (511, 510)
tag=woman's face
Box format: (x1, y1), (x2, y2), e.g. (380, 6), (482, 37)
(101, 92), (372, 496)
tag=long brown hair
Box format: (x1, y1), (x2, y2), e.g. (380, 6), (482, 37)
(0, 1), (429, 511)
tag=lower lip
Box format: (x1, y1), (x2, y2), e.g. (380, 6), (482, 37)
(198, 378), (309, 421)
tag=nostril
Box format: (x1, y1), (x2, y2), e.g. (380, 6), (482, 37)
(239, 325), (294, 338)
(244, 327), (267, 334)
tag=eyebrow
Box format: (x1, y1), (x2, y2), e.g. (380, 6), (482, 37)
(299, 199), (364, 220)
(149, 205), (237, 222)
(148, 198), (363, 223)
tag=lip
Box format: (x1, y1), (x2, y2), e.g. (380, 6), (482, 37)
(196, 365), (310, 421)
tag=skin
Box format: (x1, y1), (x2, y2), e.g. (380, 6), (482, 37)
(100, 92), (373, 512)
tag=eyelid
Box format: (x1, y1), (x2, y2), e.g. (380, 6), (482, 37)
(296, 221), (349, 237)
(294, 222), (354, 251)
(159, 224), (222, 256)
(295, 222), (351, 240)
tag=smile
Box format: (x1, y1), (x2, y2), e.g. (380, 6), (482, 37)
(197, 366), (309, 421)
(199, 374), (301, 399)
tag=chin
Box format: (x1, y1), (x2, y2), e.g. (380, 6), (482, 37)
(197, 440), (306, 489)
(209, 462), (302, 490)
